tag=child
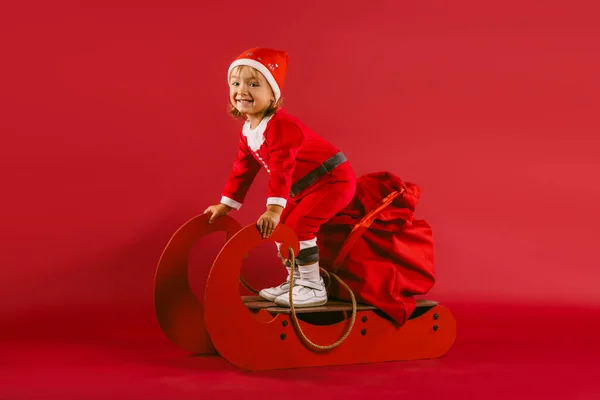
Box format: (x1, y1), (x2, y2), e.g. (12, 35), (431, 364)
(204, 47), (356, 308)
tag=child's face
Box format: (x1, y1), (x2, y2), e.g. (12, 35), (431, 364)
(229, 66), (275, 119)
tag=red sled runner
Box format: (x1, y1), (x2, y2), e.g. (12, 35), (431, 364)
(153, 172), (456, 370)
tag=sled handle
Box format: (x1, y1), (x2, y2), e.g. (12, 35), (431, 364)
(332, 188), (404, 271)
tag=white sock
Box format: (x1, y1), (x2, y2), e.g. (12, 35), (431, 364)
(298, 261), (320, 282)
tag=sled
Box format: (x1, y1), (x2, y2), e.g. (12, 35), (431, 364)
(154, 213), (456, 371)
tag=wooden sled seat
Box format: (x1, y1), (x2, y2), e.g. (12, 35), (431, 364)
(242, 295), (438, 319)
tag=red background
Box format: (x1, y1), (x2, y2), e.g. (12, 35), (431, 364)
(1, 1), (599, 399)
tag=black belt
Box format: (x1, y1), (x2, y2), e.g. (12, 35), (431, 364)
(289, 151), (347, 198)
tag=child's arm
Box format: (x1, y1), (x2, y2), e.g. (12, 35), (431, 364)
(256, 121), (303, 238)
(220, 136), (262, 210)
(264, 121), (304, 209)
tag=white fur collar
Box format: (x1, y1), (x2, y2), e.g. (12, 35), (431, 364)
(242, 115), (273, 152)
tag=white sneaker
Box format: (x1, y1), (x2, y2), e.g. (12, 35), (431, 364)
(273, 277), (327, 308)
(259, 281), (291, 302)
(258, 265), (299, 302)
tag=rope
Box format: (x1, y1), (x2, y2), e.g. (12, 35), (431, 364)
(238, 248), (357, 351)
(287, 247), (357, 352)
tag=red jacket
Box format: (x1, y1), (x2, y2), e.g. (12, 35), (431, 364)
(221, 109), (341, 209)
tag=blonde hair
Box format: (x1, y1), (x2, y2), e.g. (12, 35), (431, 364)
(228, 65), (283, 119)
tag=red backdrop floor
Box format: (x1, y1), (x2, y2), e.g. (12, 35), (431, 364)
(2, 300), (599, 399)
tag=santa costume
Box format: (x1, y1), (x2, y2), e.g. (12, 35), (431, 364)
(220, 47), (357, 308)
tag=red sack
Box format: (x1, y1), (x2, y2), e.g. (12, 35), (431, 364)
(316, 171), (435, 326)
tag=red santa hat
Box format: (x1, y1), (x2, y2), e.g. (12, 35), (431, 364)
(228, 47), (289, 102)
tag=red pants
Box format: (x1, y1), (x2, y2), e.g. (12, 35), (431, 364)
(279, 162), (356, 260)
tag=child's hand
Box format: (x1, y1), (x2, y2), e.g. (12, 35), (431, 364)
(203, 203), (232, 224)
(257, 205), (283, 238)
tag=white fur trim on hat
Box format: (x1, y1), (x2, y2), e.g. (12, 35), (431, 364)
(228, 58), (281, 101)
